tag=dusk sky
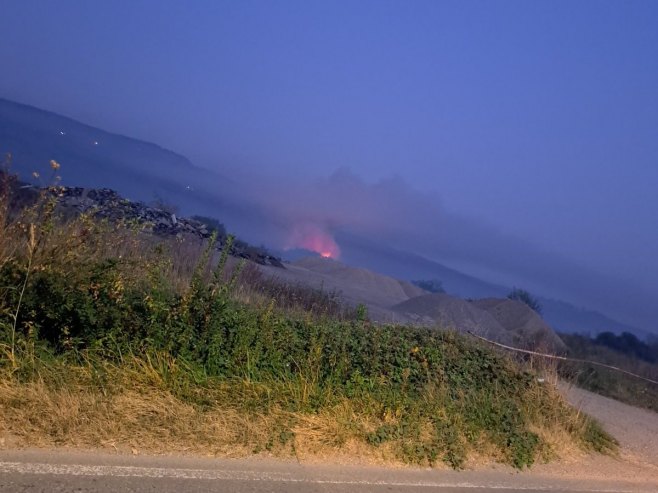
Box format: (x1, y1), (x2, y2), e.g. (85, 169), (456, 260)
(1, 1), (657, 330)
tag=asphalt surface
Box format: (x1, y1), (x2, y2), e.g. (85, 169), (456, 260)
(0, 450), (655, 493)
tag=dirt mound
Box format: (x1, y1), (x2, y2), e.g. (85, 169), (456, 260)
(260, 259), (563, 350)
(258, 257), (425, 323)
(471, 298), (566, 353)
(392, 293), (515, 344)
(293, 257), (425, 300)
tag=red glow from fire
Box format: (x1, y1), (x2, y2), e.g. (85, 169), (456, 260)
(286, 224), (341, 259)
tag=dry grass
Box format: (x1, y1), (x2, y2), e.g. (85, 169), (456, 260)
(0, 360), (372, 461)
(0, 353), (596, 468)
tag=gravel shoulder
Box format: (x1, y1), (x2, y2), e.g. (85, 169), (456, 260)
(525, 383), (658, 485)
(562, 383), (658, 466)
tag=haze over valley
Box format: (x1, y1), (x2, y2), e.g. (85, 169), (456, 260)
(1, 97), (654, 339)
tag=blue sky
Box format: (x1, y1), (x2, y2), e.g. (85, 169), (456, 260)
(1, 0), (657, 329)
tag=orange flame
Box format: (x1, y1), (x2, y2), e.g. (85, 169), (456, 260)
(286, 223), (341, 259)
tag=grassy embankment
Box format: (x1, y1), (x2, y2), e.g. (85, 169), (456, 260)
(0, 167), (616, 469)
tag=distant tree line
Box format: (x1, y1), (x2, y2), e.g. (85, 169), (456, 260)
(593, 331), (658, 363)
(558, 331), (658, 411)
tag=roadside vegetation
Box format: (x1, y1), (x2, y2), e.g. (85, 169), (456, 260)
(0, 165), (616, 469)
(559, 332), (658, 412)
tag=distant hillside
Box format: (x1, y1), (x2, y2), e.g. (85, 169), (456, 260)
(539, 298), (654, 340)
(0, 98), (235, 216)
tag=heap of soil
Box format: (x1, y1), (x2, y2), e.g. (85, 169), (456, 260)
(392, 293), (516, 345)
(261, 257), (565, 351)
(471, 298), (566, 353)
(260, 257), (424, 323)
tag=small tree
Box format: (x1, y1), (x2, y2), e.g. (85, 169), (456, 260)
(412, 279), (445, 294)
(507, 287), (542, 315)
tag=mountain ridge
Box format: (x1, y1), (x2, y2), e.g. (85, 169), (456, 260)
(0, 97), (196, 166)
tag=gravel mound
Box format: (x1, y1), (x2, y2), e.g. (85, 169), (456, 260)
(260, 258), (565, 351)
(258, 257), (425, 323)
(471, 298), (566, 353)
(293, 257), (425, 302)
(392, 293), (515, 345)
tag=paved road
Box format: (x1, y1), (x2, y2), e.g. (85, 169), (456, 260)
(0, 450), (655, 493)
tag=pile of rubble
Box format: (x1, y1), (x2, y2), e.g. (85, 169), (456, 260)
(52, 185), (284, 267)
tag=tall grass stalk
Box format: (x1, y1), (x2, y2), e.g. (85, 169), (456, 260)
(9, 223), (35, 367)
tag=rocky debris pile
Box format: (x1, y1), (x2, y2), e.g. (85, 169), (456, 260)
(50, 185), (283, 267)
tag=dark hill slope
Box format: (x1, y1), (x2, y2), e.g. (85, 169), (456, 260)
(0, 98), (231, 213)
